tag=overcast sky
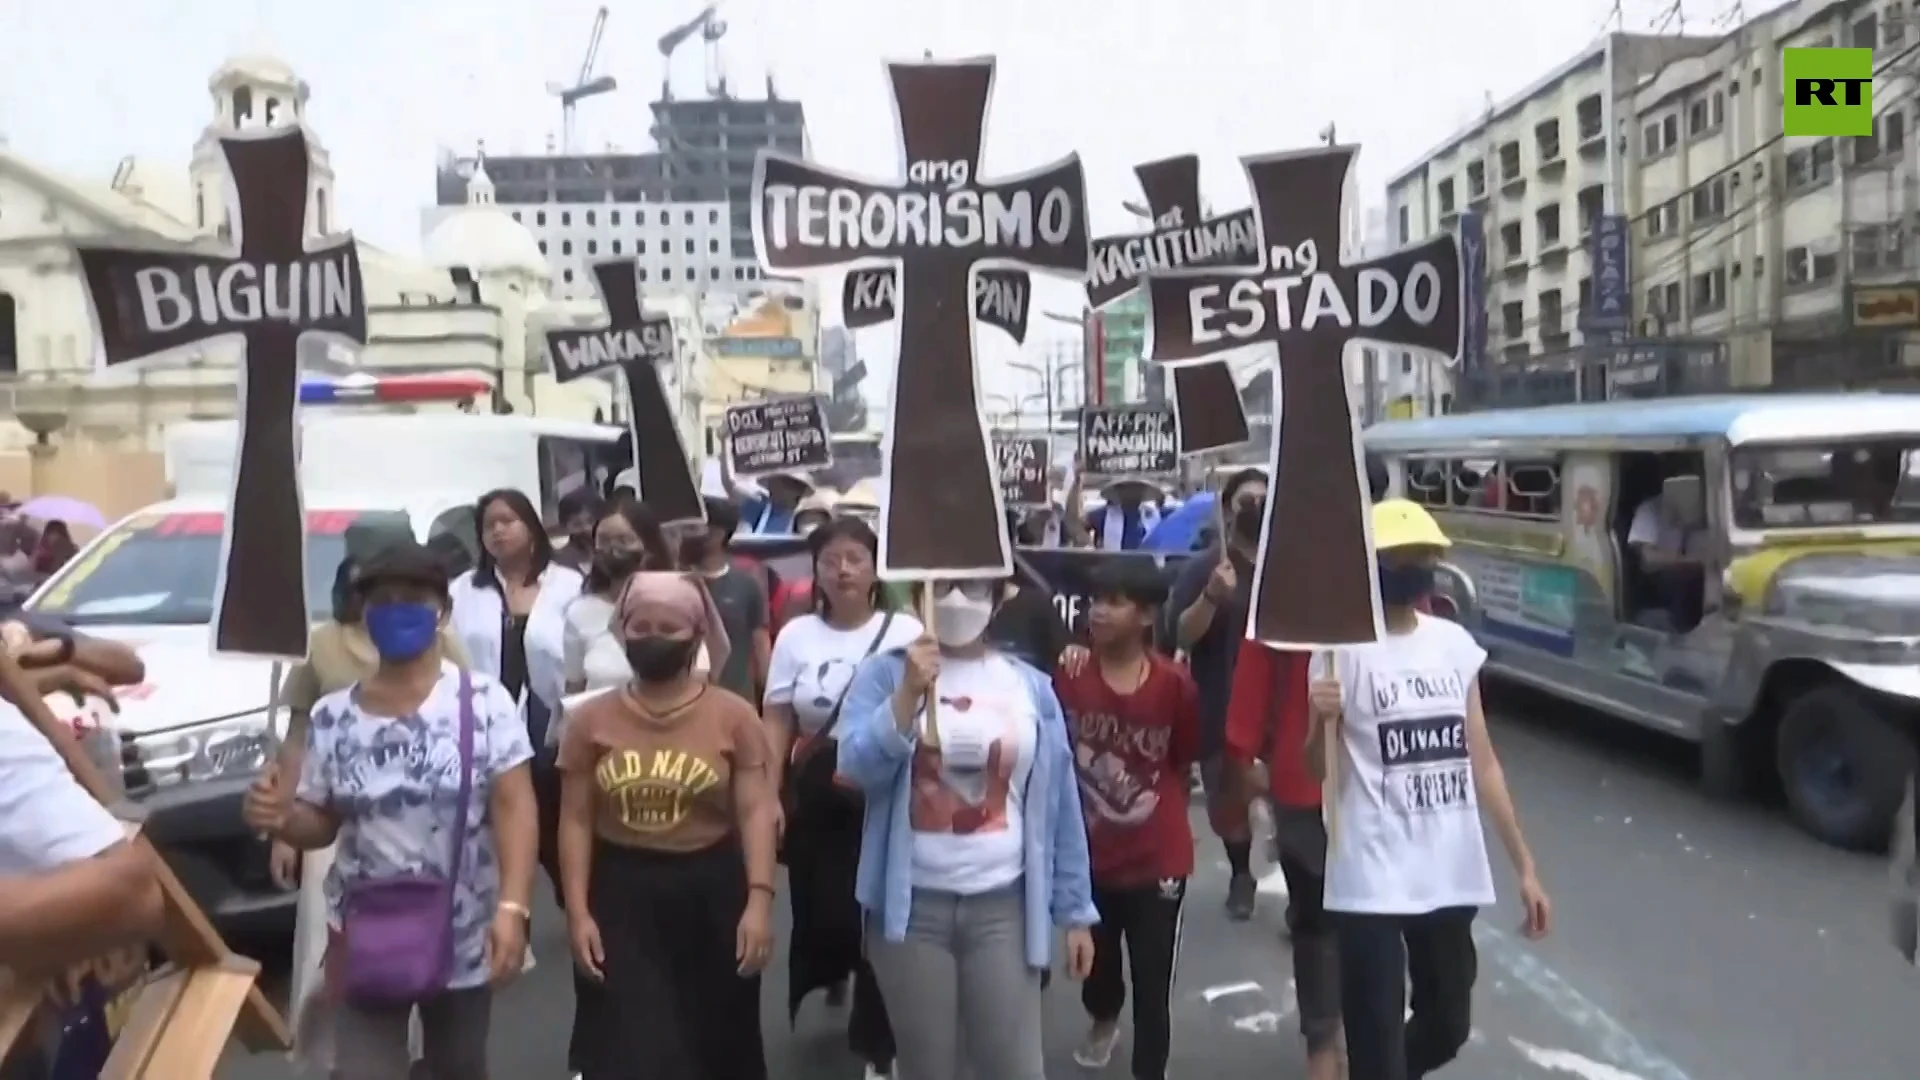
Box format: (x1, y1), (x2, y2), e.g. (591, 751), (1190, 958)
(2, 0), (1705, 409)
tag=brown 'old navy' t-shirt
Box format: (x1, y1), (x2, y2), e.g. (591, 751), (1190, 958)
(558, 684), (768, 852)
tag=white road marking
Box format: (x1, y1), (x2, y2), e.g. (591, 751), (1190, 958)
(1199, 981), (1263, 1003)
(1476, 927), (1695, 1080)
(1510, 1037), (1656, 1080)
(1255, 865), (1290, 898)
(1231, 1011), (1283, 1033)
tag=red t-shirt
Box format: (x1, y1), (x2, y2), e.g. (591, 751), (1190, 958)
(1055, 655), (1201, 885)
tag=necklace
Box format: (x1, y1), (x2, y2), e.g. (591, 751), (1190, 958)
(1101, 654), (1151, 695)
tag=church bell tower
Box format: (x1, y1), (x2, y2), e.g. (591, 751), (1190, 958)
(191, 54), (336, 238)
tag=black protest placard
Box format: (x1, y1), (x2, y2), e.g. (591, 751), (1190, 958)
(725, 396), (834, 477)
(993, 435), (1050, 506)
(842, 266), (1032, 344)
(1087, 154), (1259, 455)
(1079, 406), (1178, 479)
(74, 126), (365, 659)
(545, 260), (704, 525)
(754, 58), (1088, 579)
(1143, 145), (1462, 647)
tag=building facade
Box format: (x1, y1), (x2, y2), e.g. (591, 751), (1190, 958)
(1385, 1), (1920, 404)
(430, 90), (809, 287)
(420, 193), (755, 303)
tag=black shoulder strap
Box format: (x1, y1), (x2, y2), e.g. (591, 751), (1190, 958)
(815, 611), (895, 743)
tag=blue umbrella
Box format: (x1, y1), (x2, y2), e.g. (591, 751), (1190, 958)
(1141, 491), (1217, 552)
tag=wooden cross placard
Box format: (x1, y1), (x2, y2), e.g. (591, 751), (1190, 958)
(545, 259), (704, 525)
(73, 126), (365, 660)
(754, 58), (1088, 579)
(1088, 155), (1260, 455)
(841, 266), (1033, 344)
(1143, 146), (1461, 646)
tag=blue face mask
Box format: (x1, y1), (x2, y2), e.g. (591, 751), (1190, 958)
(1377, 561), (1436, 607)
(363, 602), (441, 661)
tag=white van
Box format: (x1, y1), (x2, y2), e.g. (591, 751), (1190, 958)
(21, 400), (624, 934)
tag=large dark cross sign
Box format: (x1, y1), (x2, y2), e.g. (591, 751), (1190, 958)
(545, 260), (704, 525)
(74, 126), (365, 659)
(842, 266), (1032, 344)
(1089, 155), (1260, 454)
(1145, 146), (1462, 646)
(754, 58), (1087, 578)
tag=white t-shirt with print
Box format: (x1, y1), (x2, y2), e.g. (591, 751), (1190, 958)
(765, 611), (924, 737)
(907, 653), (1038, 895)
(298, 664), (535, 990)
(0, 700), (124, 875)
(1317, 615), (1497, 915)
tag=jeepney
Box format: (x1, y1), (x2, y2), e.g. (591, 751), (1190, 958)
(1364, 394), (1920, 851)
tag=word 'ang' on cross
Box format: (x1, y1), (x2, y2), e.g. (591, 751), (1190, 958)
(1143, 144), (1463, 648)
(750, 57), (1088, 580)
(74, 125), (365, 660)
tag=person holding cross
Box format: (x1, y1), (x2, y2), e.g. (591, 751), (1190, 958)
(835, 579), (1099, 1080)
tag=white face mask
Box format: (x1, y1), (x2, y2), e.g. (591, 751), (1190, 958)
(932, 589), (994, 647)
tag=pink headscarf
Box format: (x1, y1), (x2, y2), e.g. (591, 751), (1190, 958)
(612, 572), (731, 676)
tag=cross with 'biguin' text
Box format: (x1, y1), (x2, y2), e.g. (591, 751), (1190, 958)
(546, 259), (703, 524)
(1092, 154), (1261, 453)
(754, 58), (1088, 577)
(1145, 145), (1462, 647)
(74, 126), (365, 659)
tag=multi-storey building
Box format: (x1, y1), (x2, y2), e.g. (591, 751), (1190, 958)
(1387, 1), (1920, 402)
(428, 88), (809, 301)
(1384, 33), (1726, 405)
(421, 191), (746, 302)
(1624, 0), (1918, 389)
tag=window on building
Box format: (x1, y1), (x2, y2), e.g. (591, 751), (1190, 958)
(708, 238), (720, 254)
(561, 212), (571, 227)
(684, 210), (694, 225)
(1538, 290), (1563, 335)
(1437, 178), (1456, 214)
(0, 292), (17, 375)
(637, 240), (648, 254)
(1536, 119), (1561, 162)
(709, 209), (720, 224)
(638, 267), (649, 282)
(710, 267), (721, 280)
(1854, 110), (1908, 165)
(1576, 185), (1604, 235)
(612, 211), (622, 226)
(1497, 141), (1522, 182)
(1645, 281), (1681, 319)
(1535, 203), (1562, 248)
(685, 266), (696, 279)
(662, 267), (673, 281)
(1466, 160), (1487, 198)
(1499, 221), (1523, 263)
(1688, 92), (1725, 136)
(613, 239), (623, 255)
(536, 211), (547, 227)
(585, 210), (596, 227)
(659, 211), (669, 226)
(1647, 199), (1680, 238)
(586, 240), (598, 255)
(1577, 276), (1592, 313)
(1852, 11), (1879, 48)
(562, 241), (573, 255)
(563, 269), (575, 284)
(1690, 176), (1727, 223)
(511, 210), (522, 223)
(684, 238), (695, 254)
(1500, 300), (1524, 339)
(1691, 265), (1727, 314)
(1852, 223), (1906, 272)
(1576, 95), (1603, 141)
(1785, 139), (1836, 189)
(538, 240), (549, 254)
(1397, 205), (1409, 245)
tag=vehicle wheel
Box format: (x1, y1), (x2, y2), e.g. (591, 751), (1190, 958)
(1775, 685), (1916, 851)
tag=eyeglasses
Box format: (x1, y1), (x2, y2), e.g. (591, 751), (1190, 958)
(931, 580), (995, 601)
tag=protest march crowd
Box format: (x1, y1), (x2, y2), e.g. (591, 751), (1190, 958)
(2, 456), (1550, 1080)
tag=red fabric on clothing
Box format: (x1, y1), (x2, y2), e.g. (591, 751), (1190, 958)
(1223, 642), (1317, 808)
(1056, 654), (1201, 885)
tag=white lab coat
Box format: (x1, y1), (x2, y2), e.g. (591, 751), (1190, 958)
(448, 563), (583, 720)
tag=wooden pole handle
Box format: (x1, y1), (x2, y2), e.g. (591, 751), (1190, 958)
(918, 587), (939, 748)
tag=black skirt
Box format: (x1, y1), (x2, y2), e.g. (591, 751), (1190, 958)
(585, 836), (766, 1080)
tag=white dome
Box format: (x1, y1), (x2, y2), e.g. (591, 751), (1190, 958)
(423, 165), (547, 277)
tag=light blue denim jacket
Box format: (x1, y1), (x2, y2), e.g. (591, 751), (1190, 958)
(837, 648), (1100, 968)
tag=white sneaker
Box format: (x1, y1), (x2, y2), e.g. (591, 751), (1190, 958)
(1073, 1022), (1121, 1068)
(863, 1064), (893, 1080)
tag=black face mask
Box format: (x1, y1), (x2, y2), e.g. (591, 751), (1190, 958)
(626, 637), (698, 681)
(1233, 501), (1265, 541)
(593, 549), (643, 580)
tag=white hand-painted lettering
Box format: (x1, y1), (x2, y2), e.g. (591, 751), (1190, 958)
(1089, 215), (1260, 292)
(976, 274), (1025, 326)
(848, 270), (895, 311)
(1185, 260), (1444, 346)
(553, 325), (673, 376)
(133, 256), (357, 334)
(762, 184), (1075, 251)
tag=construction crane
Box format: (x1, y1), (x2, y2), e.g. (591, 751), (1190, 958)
(658, 5), (729, 100)
(548, 6), (615, 153)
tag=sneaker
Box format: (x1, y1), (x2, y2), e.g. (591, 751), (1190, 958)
(1225, 873), (1257, 921)
(1073, 1022), (1121, 1068)
(862, 1064), (893, 1080)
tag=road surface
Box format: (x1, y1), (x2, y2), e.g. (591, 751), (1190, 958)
(216, 688), (1920, 1079)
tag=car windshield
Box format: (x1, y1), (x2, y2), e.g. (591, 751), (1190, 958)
(1729, 441), (1920, 529)
(29, 509), (414, 626)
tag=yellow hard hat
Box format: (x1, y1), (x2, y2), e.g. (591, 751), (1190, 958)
(1372, 498), (1451, 551)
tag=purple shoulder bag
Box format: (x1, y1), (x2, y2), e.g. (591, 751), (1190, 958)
(336, 672), (477, 1007)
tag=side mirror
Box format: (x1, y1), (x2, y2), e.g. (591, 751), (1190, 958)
(1663, 474), (1706, 530)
